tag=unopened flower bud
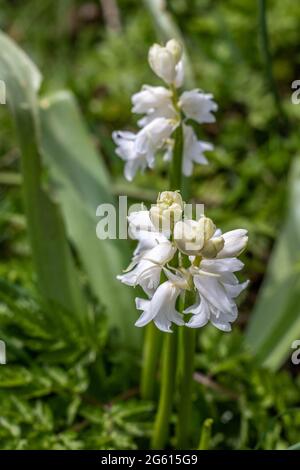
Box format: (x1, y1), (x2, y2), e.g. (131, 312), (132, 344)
(201, 236), (225, 259)
(150, 194), (183, 233)
(156, 191), (183, 210)
(148, 44), (178, 84)
(198, 216), (216, 243)
(166, 39), (183, 64)
(174, 216), (217, 256)
(174, 220), (205, 255)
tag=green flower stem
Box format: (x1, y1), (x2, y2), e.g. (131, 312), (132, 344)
(140, 83), (183, 401)
(151, 328), (178, 449)
(198, 418), (213, 450)
(140, 322), (163, 400)
(176, 326), (196, 449)
(151, 103), (184, 447)
(169, 121), (183, 191)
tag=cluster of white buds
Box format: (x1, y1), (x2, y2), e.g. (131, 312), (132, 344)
(117, 191), (248, 333)
(113, 39), (217, 181)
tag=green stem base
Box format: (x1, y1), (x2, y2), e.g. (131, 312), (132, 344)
(176, 327), (196, 449)
(140, 322), (163, 400)
(151, 330), (178, 449)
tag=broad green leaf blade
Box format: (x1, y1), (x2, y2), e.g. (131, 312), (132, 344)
(39, 91), (140, 346)
(0, 31), (89, 326)
(245, 157), (300, 370)
(288, 443), (300, 450)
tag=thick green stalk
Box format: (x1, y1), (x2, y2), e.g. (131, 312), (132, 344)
(176, 327), (196, 449)
(140, 101), (183, 403)
(151, 329), (178, 449)
(141, 322), (163, 400)
(151, 112), (184, 446)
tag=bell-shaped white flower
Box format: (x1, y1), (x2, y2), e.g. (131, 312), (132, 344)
(185, 257), (248, 331)
(132, 86), (172, 114)
(128, 210), (169, 263)
(117, 241), (176, 297)
(182, 125), (213, 176)
(135, 116), (175, 158)
(135, 274), (186, 332)
(113, 117), (175, 181)
(148, 40), (184, 86)
(132, 85), (177, 127)
(112, 131), (147, 182)
(179, 89), (217, 123)
(216, 229), (248, 259)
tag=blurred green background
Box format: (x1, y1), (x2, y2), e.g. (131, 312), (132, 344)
(0, 0), (300, 450)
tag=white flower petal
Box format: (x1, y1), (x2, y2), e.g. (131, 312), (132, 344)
(174, 59), (184, 88)
(135, 117), (175, 155)
(179, 89), (218, 124)
(185, 296), (209, 328)
(193, 273), (235, 315)
(182, 124), (212, 177)
(132, 85), (173, 114)
(128, 210), (154, 233)
(135, 281), (183, 331)
(217, 229), (248, 258)
(210, 318), (232, 332)
(113, 130), (148, 181)
(201, 257), (244, 273)
(224, 280), (249, 298)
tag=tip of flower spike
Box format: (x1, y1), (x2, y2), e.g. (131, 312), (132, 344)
(165, 39), (183, 64)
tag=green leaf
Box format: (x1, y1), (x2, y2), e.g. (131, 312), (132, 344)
(0, 30), (89, 328)
(288, 442), (300, 450)
(0, 366), (32, 388)
(39, 91), (140, 346)
(245, 157), (300, 369)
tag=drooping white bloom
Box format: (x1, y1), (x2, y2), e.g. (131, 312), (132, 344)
(135, 117), (175, 163)
(117, 241), (176, 297)
(116, 190), (248, 332)
(132, 86), (172, 114)
(128, 210), (169, 262)
(112, 131), (147, 182)
(148, 39), (184, 87)
(135, 276), (186, 332)
(113, 40), (219, 180)
(179, 89), (218, 123)
(182, 125), (213, 177)
(185, 255), (248, 331)
(132, 85), (177, 127)
(113, 117), (175, 181)
(216, 229), (248, 259)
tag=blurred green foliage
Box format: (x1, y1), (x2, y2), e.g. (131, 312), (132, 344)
(0, 0), (300, 450)
(0, 274), (299, 449)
